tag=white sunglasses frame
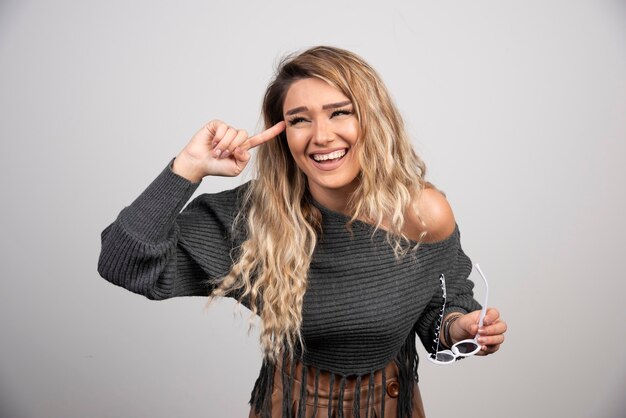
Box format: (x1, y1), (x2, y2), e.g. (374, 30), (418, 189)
(427, 264), (489, 365)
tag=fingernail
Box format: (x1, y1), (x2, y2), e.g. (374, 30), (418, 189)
(221, 150), (230, 158)
(477, 336), (485, 343)
(213, 149), (222, 158)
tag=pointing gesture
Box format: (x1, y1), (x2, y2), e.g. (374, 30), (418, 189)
(243, 121), (287, 151)
(172, 120), (286, 182)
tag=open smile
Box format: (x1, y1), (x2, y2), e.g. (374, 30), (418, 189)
(308, 148), (349, 171)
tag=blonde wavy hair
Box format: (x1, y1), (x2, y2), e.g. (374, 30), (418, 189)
(208, 46), (428, 363)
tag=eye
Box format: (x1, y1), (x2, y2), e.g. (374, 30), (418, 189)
(288, 116), (307, 126)
(331, 109), (353, 118)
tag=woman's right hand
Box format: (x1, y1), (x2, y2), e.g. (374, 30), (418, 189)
(172, 119), (286, 182)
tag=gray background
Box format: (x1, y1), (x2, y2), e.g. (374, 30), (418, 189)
(1, 0), (624, 417)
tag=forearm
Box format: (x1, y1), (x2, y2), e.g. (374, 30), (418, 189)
(97, 160), (203, 299)
(120, 159), (201, 243)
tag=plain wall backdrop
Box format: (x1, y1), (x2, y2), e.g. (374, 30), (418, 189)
(1, 0), (624, 417)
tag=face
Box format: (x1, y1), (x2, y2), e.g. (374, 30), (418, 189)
(282, 77), (361, 205)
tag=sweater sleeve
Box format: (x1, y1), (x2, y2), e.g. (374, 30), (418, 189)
(415, 227), (482, 352)
(97, 160), (248, 300)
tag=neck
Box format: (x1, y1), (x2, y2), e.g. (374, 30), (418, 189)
(308, 181), (359, 216)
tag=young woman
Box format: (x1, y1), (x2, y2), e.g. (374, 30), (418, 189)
(98, 46), (507, 418)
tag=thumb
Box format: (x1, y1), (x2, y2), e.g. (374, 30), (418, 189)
(457, 311), (481, 335)
(233, 146), (250, 162)
(232, 147), (251, 175)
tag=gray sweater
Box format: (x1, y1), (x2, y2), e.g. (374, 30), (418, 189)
(98, 161), (481, 418)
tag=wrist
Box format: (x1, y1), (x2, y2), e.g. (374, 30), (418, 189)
(172, 153), (205, 183)
(441, 313), (464, 348)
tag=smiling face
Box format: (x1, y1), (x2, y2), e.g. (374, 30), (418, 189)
(282, 77), (361, 210)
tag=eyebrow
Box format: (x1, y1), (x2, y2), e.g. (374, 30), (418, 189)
(285, 100), (352, 116)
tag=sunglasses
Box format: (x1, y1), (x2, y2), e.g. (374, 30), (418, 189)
(428, 264), (489, 365)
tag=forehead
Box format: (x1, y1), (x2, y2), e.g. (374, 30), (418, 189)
(282, 78), (350, 112)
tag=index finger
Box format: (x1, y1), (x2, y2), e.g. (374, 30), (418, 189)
(244, 121), (286, 150)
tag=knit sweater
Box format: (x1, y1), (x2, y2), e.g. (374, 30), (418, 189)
(97, 161), (482, 418)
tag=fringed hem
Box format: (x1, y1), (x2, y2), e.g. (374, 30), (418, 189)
(249, 331), (420, 418)
(250, 356), (275, 418)
(393, 326), (420, 418)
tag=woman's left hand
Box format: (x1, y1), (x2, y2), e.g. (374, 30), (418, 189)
(449, 308), (507, 355)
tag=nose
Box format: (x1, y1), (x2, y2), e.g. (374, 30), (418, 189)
(311, 119), (335, 145)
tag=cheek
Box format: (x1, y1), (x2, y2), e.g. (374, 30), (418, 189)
(286, 131), (307, 157)
(285, 132), (309, 172)
(340, 121), (360, 145)
(350, 152), (363, 175)
(349, 141), (364, 173)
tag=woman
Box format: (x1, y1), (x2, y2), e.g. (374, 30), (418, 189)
(98, 46), (507, 418)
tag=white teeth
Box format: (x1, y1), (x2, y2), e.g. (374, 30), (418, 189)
(312, 149), (347, 161)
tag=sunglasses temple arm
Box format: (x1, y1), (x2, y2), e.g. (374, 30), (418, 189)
(434, 274), (447, 356)
(474, 264), (489, 330)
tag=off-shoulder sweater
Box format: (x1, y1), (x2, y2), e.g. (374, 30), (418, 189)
(97, 161), (481, 418)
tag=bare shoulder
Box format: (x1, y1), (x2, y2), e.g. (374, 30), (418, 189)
(405, 186), (456, 243)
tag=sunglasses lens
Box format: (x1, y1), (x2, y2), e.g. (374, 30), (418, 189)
(454, 341), (479, 355)
(436, 352), (455, 363)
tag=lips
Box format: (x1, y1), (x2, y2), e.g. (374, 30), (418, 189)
(308, 148), (349, 171)
(311, 149), (347, 162)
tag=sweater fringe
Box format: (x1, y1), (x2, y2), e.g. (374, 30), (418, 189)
(249, 330), (420, 418)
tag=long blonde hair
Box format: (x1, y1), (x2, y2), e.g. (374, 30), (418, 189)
(208, 46), (427, 363)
